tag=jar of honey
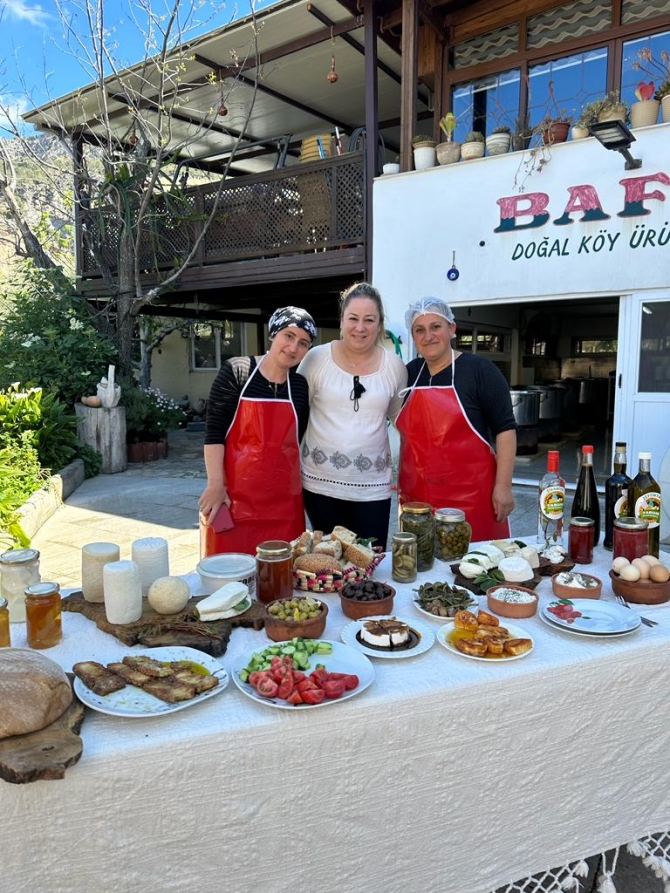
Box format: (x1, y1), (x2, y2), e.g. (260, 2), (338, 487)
(613, 517), (649, 562)
(568, 517), (595, 564)
(256, 541), (294, 604)
(25, 582), (62, 649)
(0, 596), (10, 647)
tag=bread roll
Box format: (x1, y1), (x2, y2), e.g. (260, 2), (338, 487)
(294, 553), (342, 574)
(313, 539), (343, 560)
(331, 525), (358, 546)
(0, 649), (73, 739)
(342, 542), (375, 569)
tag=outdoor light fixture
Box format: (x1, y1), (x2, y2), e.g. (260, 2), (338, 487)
(588, 120), (642, 170)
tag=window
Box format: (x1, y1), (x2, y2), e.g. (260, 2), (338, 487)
(452, 69), (521, 140)
(638, 301), (670, 392)
(621, 29), (670, 105)
(190, 321), (244, 370)
(572, 338), (618, 355)
(528, 48), (608, 128)
(456, 329), (511, 353)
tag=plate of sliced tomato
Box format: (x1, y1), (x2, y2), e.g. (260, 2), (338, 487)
(231, 641), (375, 709)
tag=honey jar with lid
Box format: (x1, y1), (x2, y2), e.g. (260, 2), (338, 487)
(0, 596), (10, 647)
(256, 540), (294, 603)
(25, 581), (62, 649)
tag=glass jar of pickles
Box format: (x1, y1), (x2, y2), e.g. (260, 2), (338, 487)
(25, 582), (62, 649)
(256, 540), (294, 604)
(1, 548), (41, 622)
(400, 502), (435, 572)
(391, 532), (417, 583)
(0, 596), (10, 647)
(434, 508), (472, 561)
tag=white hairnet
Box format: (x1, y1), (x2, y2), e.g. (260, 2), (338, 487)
(405, 297), (455, 332)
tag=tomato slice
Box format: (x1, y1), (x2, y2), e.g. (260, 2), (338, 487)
(301, 688), (326, 705)
(323, 679), (346, 699)
(248, 671), (269, 688)
(287, 690), (303, 705)
(277, 672), (294, 700)
(342, 674), (359, 690)
(292, 671), (306, 683)
(310, 668), (329, 687)
(257, 677), (279, 698)
(297, 678), (319, 694)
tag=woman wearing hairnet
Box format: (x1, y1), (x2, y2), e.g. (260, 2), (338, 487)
(396, 298), (516, 541)
(199, 306), (316, 556)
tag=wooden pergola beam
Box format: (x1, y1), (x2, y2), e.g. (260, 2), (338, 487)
(400, 0), (420, 171)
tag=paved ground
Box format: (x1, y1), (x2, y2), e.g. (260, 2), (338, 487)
(29, 429), (659, 892)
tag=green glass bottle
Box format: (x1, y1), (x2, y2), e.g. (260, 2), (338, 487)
(629, 452), (662, 558)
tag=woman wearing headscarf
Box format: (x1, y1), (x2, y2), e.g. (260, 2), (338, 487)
(199, 306), (317, 557)
(396, 297), (516, 542)
(298, 282), (407, 549)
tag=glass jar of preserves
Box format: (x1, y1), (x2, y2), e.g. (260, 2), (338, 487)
(1, 548), (40, 623)
(25, 582), (62, 649)
(0, 596), (10, 647)
(392, 532), (418, 583)
(613, 517), (649, 562)
(568, 517), (595, 564)
(434, 508), (472, 561)
(400, 502), (435, 572)
(256, 540), (294, 604)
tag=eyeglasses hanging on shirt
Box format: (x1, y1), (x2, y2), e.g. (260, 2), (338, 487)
(350, 375), (366, 412)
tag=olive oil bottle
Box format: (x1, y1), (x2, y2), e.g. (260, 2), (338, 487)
(604, 442), (632, 550)
(629, 452), (662, 557)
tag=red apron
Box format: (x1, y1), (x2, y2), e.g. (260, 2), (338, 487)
(200, 360), (305, 557)
(396, 358), (511, 542)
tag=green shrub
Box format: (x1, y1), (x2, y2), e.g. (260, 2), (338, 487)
(0, 440), (46, 548)
(77, 443), (103, 478)
(0, 384), (78, 474)
(0, 262), (117, 406)
(124, 385), (186, 442)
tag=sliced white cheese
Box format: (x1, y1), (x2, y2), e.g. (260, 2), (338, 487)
(197, 581), (249, 618)
(459, 554), (492, 578)
(499, 556), (534, 582)
(475, 544), (506, 565)
(491, 539), (521, 558)
(519, 546), (540, 569)
(197, 596), (251, 621)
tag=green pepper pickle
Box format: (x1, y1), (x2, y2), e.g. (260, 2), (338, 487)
(400, 503), (435, 572)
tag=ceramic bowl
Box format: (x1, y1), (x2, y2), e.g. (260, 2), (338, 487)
(263, 597), (328, 642)
(551, 572), (602, 600)
(486, 583), (539, 618)
(339, 581), (395, 620)
(609, 569), (670, 605)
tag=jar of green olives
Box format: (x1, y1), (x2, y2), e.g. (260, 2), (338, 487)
(434, 508), (472, 561)
(400, 502), (435, 572)
(391, 532), (417, 583)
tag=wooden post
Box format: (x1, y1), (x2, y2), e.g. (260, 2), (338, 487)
(75, 404), (128, 474)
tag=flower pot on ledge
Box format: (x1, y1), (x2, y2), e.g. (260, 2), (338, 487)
(127, 439), (168, 463)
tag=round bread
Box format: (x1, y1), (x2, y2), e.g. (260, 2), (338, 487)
(148, 576), (190, 614)
(0, 649), (73, 739)
(294, 553), (343, 574)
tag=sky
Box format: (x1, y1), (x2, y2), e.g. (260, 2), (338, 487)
(0, 0), (267, 135)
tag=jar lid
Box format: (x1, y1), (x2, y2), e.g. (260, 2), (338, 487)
(256, 540), (292, 558)
(613, 517), (649, 531)
(0, 596), (7, 610)
(0, 548), (40, 564)
(570, 517), (595, 527)
(402, 502), (432, 514)
(392, 532), (417, 543)
(434, 508), (466, 523)
(25, 582), (60, 597)
(197, 553), (257, 578)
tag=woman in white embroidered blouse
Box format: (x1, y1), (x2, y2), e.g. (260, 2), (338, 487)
(298, 282), (407, 548)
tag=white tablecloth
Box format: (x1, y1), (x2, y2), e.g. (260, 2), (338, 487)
(5, 544), (670, 893)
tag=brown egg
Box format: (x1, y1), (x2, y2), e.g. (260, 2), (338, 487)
(632, 558), (651, 579)
(649, 564), (670, 584)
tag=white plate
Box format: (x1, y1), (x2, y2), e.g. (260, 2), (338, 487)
(341, 616), (435, 659)
(413, 594), (479, 622)
(232, 640), (374, 709)
(73, 646), (229, 717)
(542, 599), (641, 634)
(436, 620), (534, 662)
(539, 610), (640, 639)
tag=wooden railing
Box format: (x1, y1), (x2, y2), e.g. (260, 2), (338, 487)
(79, 152), (365, 278)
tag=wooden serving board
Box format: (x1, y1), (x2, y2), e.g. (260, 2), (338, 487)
(537, 557), (576, 576)
(449, 565), (543, 596)
(0, 676), (86, 785)
(62, 592), (265, 657)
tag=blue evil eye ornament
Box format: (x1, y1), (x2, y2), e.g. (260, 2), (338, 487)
(447, 266), (459, 281)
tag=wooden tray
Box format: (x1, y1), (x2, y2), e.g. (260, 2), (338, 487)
(450, 564), (542, 596)
(538, 557), (576, 576)
(62, 592), (265, 657)
(0, 676), (86, 785)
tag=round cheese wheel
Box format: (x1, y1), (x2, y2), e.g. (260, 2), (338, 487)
(147, 576), (190, 614)
(0, 649), (73, 739)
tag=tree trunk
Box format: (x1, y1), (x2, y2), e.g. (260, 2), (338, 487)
(0, 177), (58, 270)
(116, 230), (137, 379)
(139, 319), (152, 390)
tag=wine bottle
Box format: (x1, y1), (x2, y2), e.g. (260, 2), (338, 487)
(603, 442), (632, 550)
(629, 452), (662, 558)
(571, 444), (601, 545)
(538, 450), (565, 548)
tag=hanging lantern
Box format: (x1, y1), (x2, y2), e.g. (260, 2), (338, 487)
(128, 129), (138, 146)
(327, 54), (339, 84)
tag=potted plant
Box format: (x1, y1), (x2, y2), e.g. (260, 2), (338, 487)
(485, 124), (511, 156)
(511, 115), (533, 151)
(633, 46), (670, 122)
(412, 134), (437, 171)
(124, 386), (186, 462)
(630, 81), (659, 128)
(537, 79), (573, 145)
(382, 155), (401, 175)
(597, 90), (629, 123)
(460, 130), (485, 160)
(572, 100), (602, 139)
(436, 113), (461, 165)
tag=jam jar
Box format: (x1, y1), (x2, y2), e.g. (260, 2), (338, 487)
(256, 540), (294, 604)
(0, 596), (10, 647)
(391, 532), (418, 583)
(568, 517), (595, 564)
(400, 502), (435, 572)
(0, 548), (40, 622)
(434, 508), (472, 562)
(613, 517), (649, 562)
(25, 582), (63, 649)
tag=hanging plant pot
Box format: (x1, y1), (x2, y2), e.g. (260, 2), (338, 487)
(436, 142), (461, 165)
(630, 99), (659, 128)
(541, 121), (570, 145)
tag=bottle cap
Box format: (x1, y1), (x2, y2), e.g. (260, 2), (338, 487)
(615, 442), (626, 449)
(547, 451), (559, 471)
(638, 451), (652, 460)
(582, 445), (594, 454)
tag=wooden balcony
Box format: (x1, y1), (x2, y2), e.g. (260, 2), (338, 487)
(78, 152), (366, 296)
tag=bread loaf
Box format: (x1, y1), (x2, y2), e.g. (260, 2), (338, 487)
(293, 553), (342, 574)
(0, 649), (73, 739)
(342, 542), (375, 569)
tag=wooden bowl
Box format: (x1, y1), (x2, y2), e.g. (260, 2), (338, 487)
(551, 572), (602, 600)
(609, 570), (670, 605)
(263, 597), (328, 642)
(486, 584), (538, 618)
(339, 581), (395, 620)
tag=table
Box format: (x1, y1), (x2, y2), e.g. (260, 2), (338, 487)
(5, 544), (670, 893)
